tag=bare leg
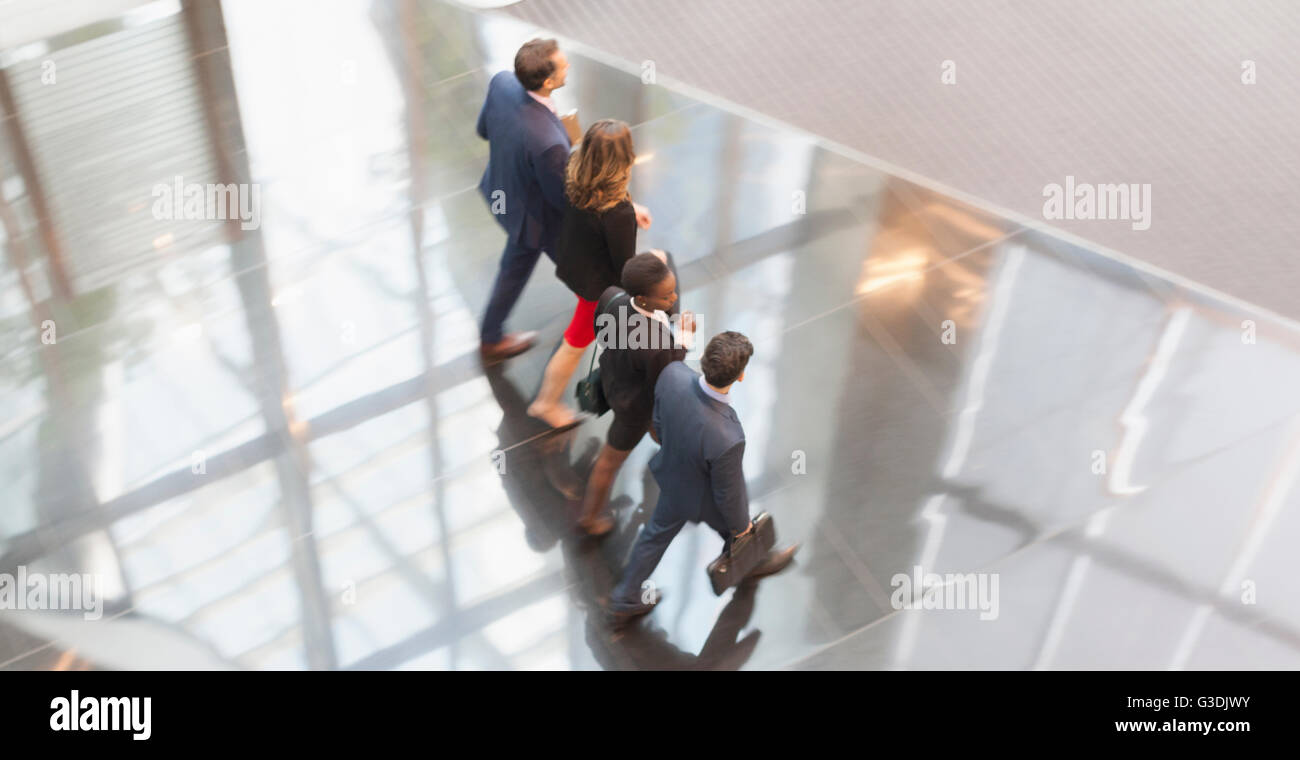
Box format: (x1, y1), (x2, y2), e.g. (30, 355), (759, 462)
(528, 338), (586, 427)
(579, 443), (632, 534)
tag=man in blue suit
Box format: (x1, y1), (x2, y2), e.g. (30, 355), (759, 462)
(475, 38), (575, 363)
(608, 332), (799, 620)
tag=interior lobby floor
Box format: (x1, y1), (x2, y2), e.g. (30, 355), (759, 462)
(2, 0), (1299, 670)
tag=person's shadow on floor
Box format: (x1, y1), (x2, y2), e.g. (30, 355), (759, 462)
(483, 364), (762, 670)
(483, 363), (590, 552)
(582, 580), (763, 671)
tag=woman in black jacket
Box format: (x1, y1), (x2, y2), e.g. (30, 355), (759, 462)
(578, 252), (694, 535)
(529, 119), (647, 428)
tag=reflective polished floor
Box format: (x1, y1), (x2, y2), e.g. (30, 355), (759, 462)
(3, 0), (1300, 670)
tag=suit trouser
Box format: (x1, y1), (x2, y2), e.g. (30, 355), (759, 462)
(611, 495), (733, 609)
(480, 239), (555, 344)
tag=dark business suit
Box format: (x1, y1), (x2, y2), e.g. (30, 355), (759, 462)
(476, 71), (571, 344)
(611, 361), (750, 608)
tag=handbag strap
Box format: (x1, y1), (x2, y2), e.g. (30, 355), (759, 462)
(588, 289), (631, 377)
(583, 333), (599, 379)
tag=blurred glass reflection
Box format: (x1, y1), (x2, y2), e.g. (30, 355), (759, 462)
(0, 0), (1298, 671)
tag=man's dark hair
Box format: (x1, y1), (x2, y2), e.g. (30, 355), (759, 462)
(621, 252), (671, 297)
(514, 38), (559, 92)
(701, 331), (753, 387)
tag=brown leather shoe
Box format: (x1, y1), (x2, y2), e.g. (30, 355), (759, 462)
(745, 544), (799, 580)
(479, 331), (537, 365)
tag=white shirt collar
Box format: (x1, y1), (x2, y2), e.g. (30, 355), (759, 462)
(698, 375), (731, 405)
(630, 297), (671, 328)
(527, 90), (557, 115)
(629, 297), (695, 350)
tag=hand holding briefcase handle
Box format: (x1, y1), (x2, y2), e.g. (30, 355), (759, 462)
(706, 511), (778, 596)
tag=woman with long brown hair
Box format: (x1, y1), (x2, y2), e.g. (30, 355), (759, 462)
(528, 119), (646, 428)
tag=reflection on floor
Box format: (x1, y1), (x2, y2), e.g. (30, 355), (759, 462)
(2, 0), (1299, 670)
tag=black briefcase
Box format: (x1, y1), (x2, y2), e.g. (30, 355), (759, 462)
(707, 512), (776, 596)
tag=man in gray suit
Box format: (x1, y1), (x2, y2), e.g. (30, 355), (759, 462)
(608, 331), (798, 620)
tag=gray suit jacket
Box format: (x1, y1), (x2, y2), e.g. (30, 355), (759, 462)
(648, 361), (749, 533)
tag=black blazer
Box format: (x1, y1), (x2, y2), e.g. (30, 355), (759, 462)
(595, 285), (686, 427)
(556, 199), (636, 302)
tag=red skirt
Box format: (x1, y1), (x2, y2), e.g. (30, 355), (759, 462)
(564, 296), (599, 348)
